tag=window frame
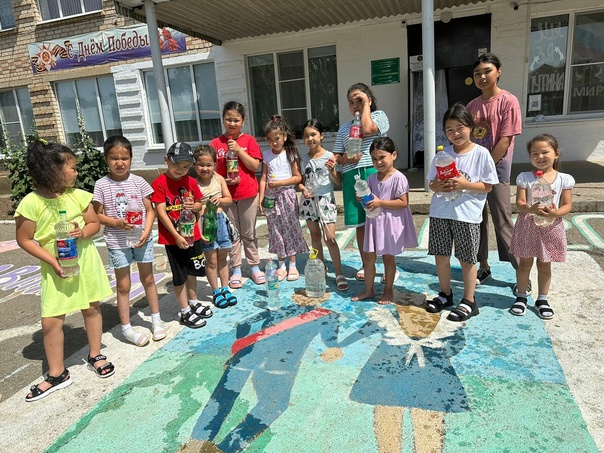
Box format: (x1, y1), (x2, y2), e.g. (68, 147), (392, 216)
(37, 0), (102, 23)
(246, 45), (339, 139)
(54, 75), (122, 148)
(526, 8), (604, 121)
(0, 87), (35, 148)
(0, 0), (16, 30)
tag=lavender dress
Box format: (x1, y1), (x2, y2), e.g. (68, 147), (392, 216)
(364, 171), (418, 255)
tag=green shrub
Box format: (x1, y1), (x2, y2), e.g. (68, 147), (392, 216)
(73, 104), (107, 193)
(3, 133), (36, 210)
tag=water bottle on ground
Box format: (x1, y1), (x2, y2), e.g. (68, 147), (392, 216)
(55, 210), (79, 277)
(305, 248), (326, 298)
(265, 258), (280, 310)
(179, 194), (196, 246)
(531, 171), (554, 227)
(262, 174), (276, 216)
(125, 195), (143, 247)
(226, 139), (239, 180)
(346, 111), (362, 158)
(434, 146), (462, 201)
(354, 174), (380, 219)
(203, 198), (218, 243)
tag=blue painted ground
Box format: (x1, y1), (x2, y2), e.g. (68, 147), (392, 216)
(46, 251), (597, 453)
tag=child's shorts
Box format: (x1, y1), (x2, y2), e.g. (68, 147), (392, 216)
(202, 212), (233, 251)
(299, 194), (337, 223)
(108, 240), (154, 270)
(341, 167), (377, 227)
(427, 217), (480, 264)
(165, 240), (206, 287)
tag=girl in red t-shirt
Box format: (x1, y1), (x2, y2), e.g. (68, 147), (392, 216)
(209, 101), (264, 288)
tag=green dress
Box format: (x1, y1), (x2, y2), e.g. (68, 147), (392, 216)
(15, 189), (112, 317)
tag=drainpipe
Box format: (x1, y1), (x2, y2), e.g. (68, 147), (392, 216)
(421, 0), (436, 191)
(144, 0), (174, 150)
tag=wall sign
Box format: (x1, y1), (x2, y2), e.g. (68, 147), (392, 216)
(371, 58), (400, 85)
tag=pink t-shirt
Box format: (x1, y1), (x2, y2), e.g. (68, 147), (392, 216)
(209, 133), (262, 201)
(467, 89), (522, 183)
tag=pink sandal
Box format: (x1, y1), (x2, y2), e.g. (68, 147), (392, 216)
(229, 274), (243, 289)
(251, 271), (266, 285)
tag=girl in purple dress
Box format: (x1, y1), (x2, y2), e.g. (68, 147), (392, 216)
(352, 137), (418, 304)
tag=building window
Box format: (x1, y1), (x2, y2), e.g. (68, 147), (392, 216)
(247, 45), (339, 138)
(0, 88), (35, 149)
(55, 76), (122, 147)
(38, 0), (101, 22)
(527, 10), (604, 118)
(144, 62), (221, 145)
(0, 0), (16, 29)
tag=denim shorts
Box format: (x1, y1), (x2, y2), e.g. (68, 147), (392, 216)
(108, 240), (155, 269)
(202, 212), (233, 252)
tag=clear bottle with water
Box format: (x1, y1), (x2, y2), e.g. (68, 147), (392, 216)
(262, 174), (276, 216)
(125, 195), (143, 247)
(354, 174), (380, 219)
(305, 248), (326, 298)
(346, 111), (362, 158)
(179, 194), (196, 246)
(531, 171), (554, 227)
(434, 146), (462, 201)
(55, 210), (80, 277)
(265, 258), (280, 310)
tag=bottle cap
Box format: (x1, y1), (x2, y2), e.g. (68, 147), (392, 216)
(59, 210), (66, 214)
(437, 145), (444, 151)
(536, 171), (543, 177)
(309, 248), (318, 260)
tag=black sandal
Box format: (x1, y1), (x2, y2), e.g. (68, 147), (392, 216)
(509, 297), (528, 316)
(212, 289), (230, 309)
(535, 299), (554, 319)
(446, 299), (479, 322)
(25, 368), (72, 402)
(190, 301), (214, 318)
(426, 291), (453, 313)
(87, 354), (115, 378)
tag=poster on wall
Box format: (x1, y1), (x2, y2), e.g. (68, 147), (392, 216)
(28, 24), (186, 74)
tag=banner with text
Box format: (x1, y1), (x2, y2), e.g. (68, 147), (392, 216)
(28, 24), (186, 74)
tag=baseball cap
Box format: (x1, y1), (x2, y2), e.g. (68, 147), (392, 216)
(166, 142), (194, 163)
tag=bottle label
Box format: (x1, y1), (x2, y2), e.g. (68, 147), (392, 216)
(226, 159), (239, 173)
(56, 238), (77, 260)
(359, 193), (374, 208)
(179, 222), (194, 238)
(349, 125), (362, 139)
(436, 161), (460, 180)
(268, 281), (279, 291)
(126, 211), (143, 225)
(262, 196), (275, 210)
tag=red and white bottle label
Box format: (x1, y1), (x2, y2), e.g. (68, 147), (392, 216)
(436, 162), (460, 180)
(349, 125), (362, 139)
(126, 211), (143, 225)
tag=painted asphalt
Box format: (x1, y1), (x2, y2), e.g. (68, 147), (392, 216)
(1, 246), (602, 452)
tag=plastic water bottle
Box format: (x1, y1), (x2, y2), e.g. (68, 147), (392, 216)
(226, 139), (239, 180)
(346, 111), (362, 158)
(265, 258), (280, 310)
(305, 248), (326, 298)
(178, 194), (196, 246)
(55, 210), (79, 277)
(125, 195), (143, 247)
(434, 146), (462, 201)
(304, 175), (316, 197)
(354, 174), (380, 219)
(262, 174), (276, 216)
(203, 198), (218, 242)
(531, 171), (554, 227)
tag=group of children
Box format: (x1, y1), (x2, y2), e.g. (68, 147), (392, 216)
(15, 54), (574, 403)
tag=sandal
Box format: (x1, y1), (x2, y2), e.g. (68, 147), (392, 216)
(212, 289), (230, 309)
(446, 299), (479, 322)
(221, 287), (238, 306)
(87, 354), (115, 378)
(152, 322), (167, 341)
(25, 368), (72, 402)
(336, 275), (349, 291)
(426, 291), (453, 313)
(179, 310), (207, 329)
(509, 297), (528, 316)
(380, 270), (400, 284)
(287, 267), (300, 281)
(355, 268), (365, 281)
(229, 274), (243, 289)
(277, 268), (287, 282)
(251, 271), (266, 285)
(535, 299), (554, 320)
(124, 329), (151, 347)
(190, 302), (213, 318)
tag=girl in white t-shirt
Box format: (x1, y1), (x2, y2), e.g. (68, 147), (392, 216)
(509, 133), (575, 319)
(298, 119), (347, 291)
(259, 116), (309, 281)
(425, 103), (498, 323)
(93, 136), (165, 347)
